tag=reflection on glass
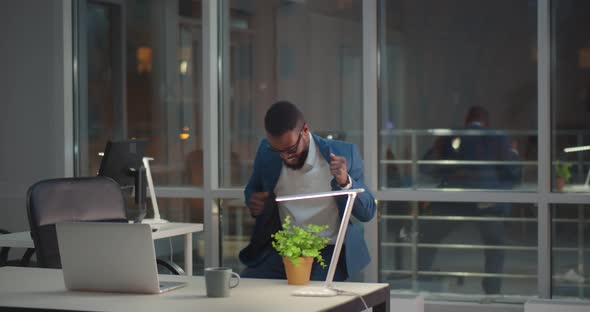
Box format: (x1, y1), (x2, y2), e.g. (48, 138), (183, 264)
(153, 198), (205, 275)
(81, 0), (203, 186)
(552, 0), (590, 193)
(155, 198), (204, 223)
(419, 107), (523, 192)
(86, 3), (116, 176)
(221, 0), (364, 187)
(378, 0), (538, 191)
(380, 201), (538, 297)
(219, 199), (255, 274)
(551, 204), (590, 299)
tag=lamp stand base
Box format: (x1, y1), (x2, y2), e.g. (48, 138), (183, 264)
(291, 286), (337, 297)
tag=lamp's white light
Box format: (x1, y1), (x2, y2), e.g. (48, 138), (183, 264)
(451, 137), (461, 150)
(276, 188), (365, 202)
(564, 145), (590, 153)
(180, 61), (188, 74)
(428, 129), (454, 135)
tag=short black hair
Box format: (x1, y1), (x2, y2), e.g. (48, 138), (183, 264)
(264, 101), (305, 137)
(465, 105), (489, 125)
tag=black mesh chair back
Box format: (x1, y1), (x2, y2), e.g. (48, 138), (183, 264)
(26, 176), (128, 268)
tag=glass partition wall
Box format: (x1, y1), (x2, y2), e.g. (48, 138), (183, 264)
(73, 0), (590, 302)
(380, 201), (539, 296)
(551, 204), (590, 298)
(218, 0), (365, 188)
(377, 0), (540, 299)
(75, 0), (205, 273)
(77, 0), (204, 188)
(552, 0), (590, 194)
(550, 0), (590, 299)
(378, 0), (538, 191)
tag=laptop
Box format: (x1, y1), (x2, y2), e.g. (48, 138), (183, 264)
(56, 222), (186, 294)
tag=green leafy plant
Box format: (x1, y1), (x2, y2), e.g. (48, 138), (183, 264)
(271, 216), (330, 267)
(554, 161), (573, 182)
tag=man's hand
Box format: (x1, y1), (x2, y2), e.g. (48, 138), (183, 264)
(329, 153), (349, 186)
(248, 192), (269, 217)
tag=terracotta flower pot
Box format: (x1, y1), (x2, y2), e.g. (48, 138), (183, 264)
(556, 177), (565, 192)
(282, 256), (313, 285)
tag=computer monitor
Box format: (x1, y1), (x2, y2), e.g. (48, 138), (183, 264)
(98, 139), (148, 187)
(98, 139), (148, 221)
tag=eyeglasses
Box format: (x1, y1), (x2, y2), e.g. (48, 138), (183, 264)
(268, 124), (306, 155)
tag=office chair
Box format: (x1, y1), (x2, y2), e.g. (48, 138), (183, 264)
(26, 176), (184, 274)
(0, 229), (35, 267)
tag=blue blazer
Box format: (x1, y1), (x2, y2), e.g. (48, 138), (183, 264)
(239, 133), (376, 278)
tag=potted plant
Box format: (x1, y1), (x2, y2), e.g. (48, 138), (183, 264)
(554, 161), (572, 191)
(271, 216), (329, 285)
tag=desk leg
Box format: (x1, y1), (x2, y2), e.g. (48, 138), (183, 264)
(366, 287), (390, 312)
(184, 233), (192, 275)
(373, 300), (389, 312)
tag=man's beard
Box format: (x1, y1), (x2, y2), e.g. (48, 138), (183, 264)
(284, 148), (309, 170)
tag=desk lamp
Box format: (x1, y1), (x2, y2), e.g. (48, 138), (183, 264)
(140, 157), (168, 224)
(275, 188), (365, 297)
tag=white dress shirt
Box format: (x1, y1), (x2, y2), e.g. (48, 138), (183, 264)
(274, 132), (345, 243)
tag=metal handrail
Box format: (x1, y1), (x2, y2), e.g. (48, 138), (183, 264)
(380, 215), (535, 222)
(381, 159), (541, 165)
(379, 128), (590, 136)
(382, 269), (590, 283)
(381, 269), (536, 279)
(379, 215), (590, 223)
(380, 242), (590, 252)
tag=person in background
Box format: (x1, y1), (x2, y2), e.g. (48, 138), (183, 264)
(239, 101), (376, 281)
(419, 106), (522, 294)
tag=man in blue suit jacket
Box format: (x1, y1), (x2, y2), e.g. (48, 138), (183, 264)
(239, 101), (376, 281)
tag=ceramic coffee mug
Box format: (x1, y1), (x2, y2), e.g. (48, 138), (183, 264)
(204, 267), (240, 297)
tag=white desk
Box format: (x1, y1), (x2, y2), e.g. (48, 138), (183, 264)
(0, 267), (390, 312)
(0, 222), (203, 276)
(562, 184), (590, 193)
(0, 231), (34, 249)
